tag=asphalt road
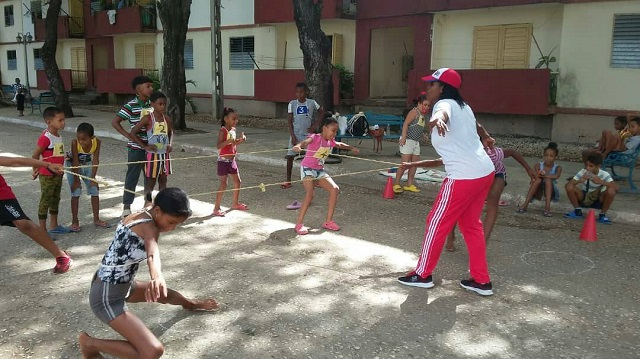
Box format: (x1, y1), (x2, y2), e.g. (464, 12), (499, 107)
(0, 123), (638, 358)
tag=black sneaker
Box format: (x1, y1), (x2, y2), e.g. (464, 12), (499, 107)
(460, 278), (493, 296)
(397, 273), (434, 288)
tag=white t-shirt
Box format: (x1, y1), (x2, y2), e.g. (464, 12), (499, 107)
(572, 168), (613, 193)
(430, 99), (494, 180)
(288, 99), (320, 135)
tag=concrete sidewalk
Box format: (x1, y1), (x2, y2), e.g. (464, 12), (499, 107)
(1, 106), (638, 225)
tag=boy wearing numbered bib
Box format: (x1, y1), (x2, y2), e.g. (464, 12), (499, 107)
(32, 107), (71, 235)
(130, 92), (173, 207)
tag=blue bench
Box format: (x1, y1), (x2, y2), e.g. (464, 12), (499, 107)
(335, 111), (405, 153)
(30, 91), (55, 114)
(1, 85), (13, 99)
(603, 145), (640, 193)
(336, 111), (404, 140)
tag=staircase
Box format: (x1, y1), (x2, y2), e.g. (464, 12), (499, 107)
(68, 90), (106, 105)
(355, 98), (408, 116)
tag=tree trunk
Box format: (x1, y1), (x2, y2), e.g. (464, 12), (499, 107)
(293, 0), (334, 112)
(41, 0), (73, 117)
(157, 0), (191, 130)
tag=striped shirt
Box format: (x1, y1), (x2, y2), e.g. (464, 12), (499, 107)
(572, 168), (613, 193)
(485, 147), (506, 174)
(405, 108), (426, 141)
(117, 96), (152, 150)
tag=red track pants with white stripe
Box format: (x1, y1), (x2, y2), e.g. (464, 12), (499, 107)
(415, 172), (494, 283)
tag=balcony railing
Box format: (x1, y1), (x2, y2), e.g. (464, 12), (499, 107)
(34, 15), (83, 41)
(69, 16), (85, 38)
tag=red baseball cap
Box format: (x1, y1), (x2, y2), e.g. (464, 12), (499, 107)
(422, 68), (462, 89)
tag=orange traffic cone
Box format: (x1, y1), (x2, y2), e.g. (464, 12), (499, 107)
(579, 210), (597, 242)
(383, 176), (395, 199)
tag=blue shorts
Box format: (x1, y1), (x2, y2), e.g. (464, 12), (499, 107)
(301, 166), (330, 180)
(65, 160), (99, 197)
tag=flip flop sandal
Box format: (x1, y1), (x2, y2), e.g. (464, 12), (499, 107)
(232, 203), (249, 211)
(498, 200), (509, 206)
(543, 211), (552, 217)
(295, 223), (309, 235)
(212, 210), (226, 217)
(69, 225), (81, 233)
(322, 221), (341, 231)
(286, 200), (302, 210)
(94, 222), (112, 229)
(516, 208), (527, 214)
(280, 182), (292, 189)
(48, 226), (71, 234)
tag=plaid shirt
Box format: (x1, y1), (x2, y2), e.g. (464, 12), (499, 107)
(117, 96), (152, 150)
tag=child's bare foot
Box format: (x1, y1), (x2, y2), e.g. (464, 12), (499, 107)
(93, 220), (111, 228)
(183, 298), (220, 311)
(79, 332), (104, 359)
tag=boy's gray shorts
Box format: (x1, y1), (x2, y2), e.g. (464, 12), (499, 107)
(89, 273), (136, 324)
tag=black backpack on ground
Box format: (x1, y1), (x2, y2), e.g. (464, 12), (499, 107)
(346, 113), (369, 136)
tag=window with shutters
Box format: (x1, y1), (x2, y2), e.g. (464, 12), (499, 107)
(611, 14), (640, 69)
(230, 37), (254, 70)
(4, 5), (14, 26)
(184, 39), (194, 69)
(7, 50), (17, 70)
(135, 44), (155, 70)
(328, 34), (343, 65)
(472, 24), (532, 69)
(30, 1), (43, 23)
(33, 48), (43, 70)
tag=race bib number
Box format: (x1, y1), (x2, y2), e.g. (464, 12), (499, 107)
(417, 115), (425, 127)
(313, 147), (331, 160)
(153, 121), (168, 136)
(53, 143), (65, 157)
(141, 107), (153, 118)
(227, 130), (237, 141)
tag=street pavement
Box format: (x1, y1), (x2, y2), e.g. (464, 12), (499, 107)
(0, 109), (639, 358)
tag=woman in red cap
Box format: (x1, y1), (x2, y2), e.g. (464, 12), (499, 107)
(398, 68), (496, 296)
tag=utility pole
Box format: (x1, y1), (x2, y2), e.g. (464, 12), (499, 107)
(210, 0), (224, 120)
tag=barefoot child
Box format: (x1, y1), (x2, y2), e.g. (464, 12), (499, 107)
(212, 107), (247, 217)
(282, 82), (323, 189)
(0, 156), (72, 273)
(599, 116), (639, 158)
(564, 151), (618, 224)
(130, 92), (173, 207)
(292, 113), (359, 235)
(79, 188), (218, 359)
(66, 123), (110, 231)
(32, 107), (70, 235)
(517, 142), (562, 217)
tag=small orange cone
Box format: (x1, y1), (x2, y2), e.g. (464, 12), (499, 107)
(383, 176), (395, 199)
(579, 210), (598, 242)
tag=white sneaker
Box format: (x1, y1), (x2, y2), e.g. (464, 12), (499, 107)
(121, 209), (132, 218)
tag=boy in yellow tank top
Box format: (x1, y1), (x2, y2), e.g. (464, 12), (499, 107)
(66, 123), (110, 231)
